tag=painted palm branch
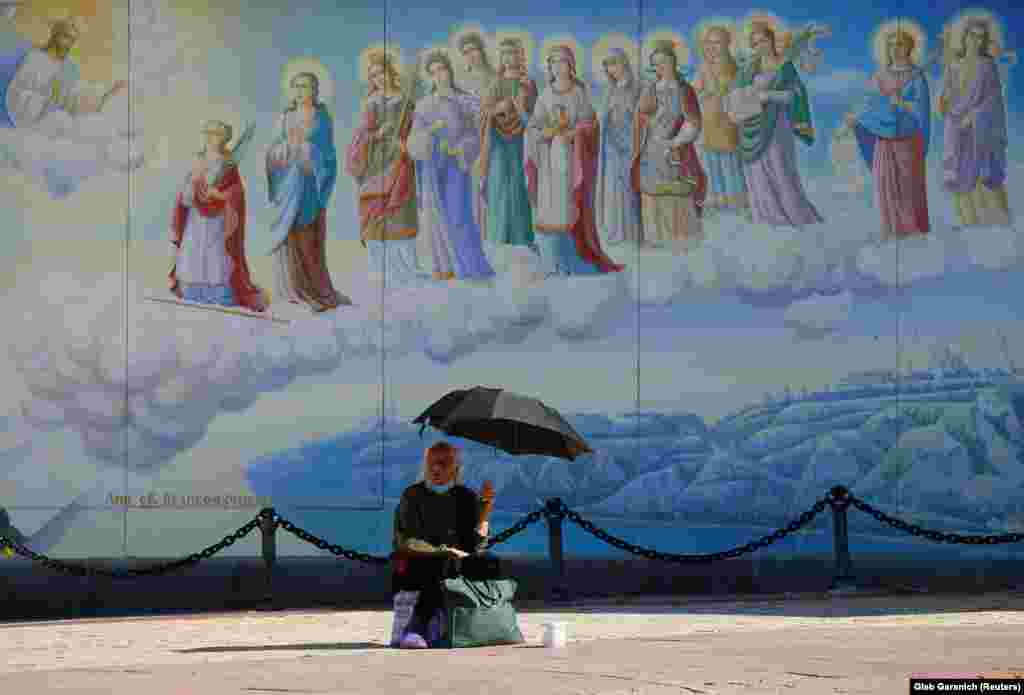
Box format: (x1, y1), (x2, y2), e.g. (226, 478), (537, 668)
(395, 55), (426, 140)
(228, 120), (256, 165)
(784, 22), (831, 67)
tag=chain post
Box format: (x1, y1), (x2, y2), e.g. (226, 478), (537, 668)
(827, 486), (857, 593)
(545, 498), (570, 602)
(258, 508), (277, 607)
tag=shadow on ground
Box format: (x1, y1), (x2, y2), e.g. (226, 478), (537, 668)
(177, 641), (385, 654)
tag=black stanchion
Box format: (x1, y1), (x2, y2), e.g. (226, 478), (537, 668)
(827, 486), (857, 593)
(545, 498), (570, 602)
(258, 508), (277, 607)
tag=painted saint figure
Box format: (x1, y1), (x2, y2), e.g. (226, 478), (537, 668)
(595, 47), (643, 245)
(734, 22), (823, 227)
(1, 17), (126, 129)
(526, 44), (622, 275)
(170, 120), (266, 311)
(407, 50), (495, 281)
(693, 26), (748, 211)
(631, 40), (707, 249)
(847, 27), (931, 238)
(266, 71), (350, 312)
(478, 37), (538, 269)
(455, 32), (496, 242)
(938, 17), (1011, 227)
(346, 50), (421, 286)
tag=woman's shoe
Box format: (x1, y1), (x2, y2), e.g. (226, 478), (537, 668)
(399, 632), (429, 649)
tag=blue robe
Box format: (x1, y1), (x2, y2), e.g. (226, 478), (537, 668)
(266, 106), (337, 252)
(854, 66), (930, 167)
(410, 92), (495, 280)
(596, 79), (642, 243)
(0, 38), (32, 128)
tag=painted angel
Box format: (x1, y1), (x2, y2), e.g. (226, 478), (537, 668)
(0, 16), (136, 196)
(935, 15), (1012, 227)
(731, 21), (828, 227)
(845, 22), (932, 239)
(169, 119), (267, 312)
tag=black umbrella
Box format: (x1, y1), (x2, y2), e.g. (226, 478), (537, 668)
(412, 387), (593, 461)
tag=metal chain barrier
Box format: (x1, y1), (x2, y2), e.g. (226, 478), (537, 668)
(555, 497), (832, 563)
(272, 511), (390, 565)
(4, 488), (1022, 580)
(847, 493), (1024, 545)
(0, 517), (261, 578)
(484, 508), (546, 548)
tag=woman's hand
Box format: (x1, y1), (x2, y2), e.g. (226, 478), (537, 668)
(445, 546), (469, 559)
(203, 187), (225, 202)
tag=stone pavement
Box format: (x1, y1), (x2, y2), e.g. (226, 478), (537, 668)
(2, 591), (1023, 694)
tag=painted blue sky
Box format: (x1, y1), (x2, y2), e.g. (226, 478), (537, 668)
(125, 0), (1023, 244)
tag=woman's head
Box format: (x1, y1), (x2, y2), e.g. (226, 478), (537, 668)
(458, 33), (492, 74)
(366, 50), (401, 95)
(886, 29), (916, 65)
(201, 120), (232, 154)
(959, 18), (993, 58)
(424, 50), (456, 91)
(602, 47), (631, 85)
(702, 26), (733, 62)
(546, 45), (578, 85)
(650, 40), (678, 80)
(498, 38), (525, 77)
(749, 21), (778, 58)
(289, 72), (320, 109)
(421, 441), (464, 486)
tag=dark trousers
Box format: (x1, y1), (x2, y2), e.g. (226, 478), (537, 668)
(393, 553), (501, 632)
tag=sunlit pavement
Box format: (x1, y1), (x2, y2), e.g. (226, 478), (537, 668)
(2, 591), (1022, 694)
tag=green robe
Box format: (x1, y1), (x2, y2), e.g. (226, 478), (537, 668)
(736, 57), (814, 164)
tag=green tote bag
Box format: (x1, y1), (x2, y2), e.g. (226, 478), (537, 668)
(439, 576), (525, 649)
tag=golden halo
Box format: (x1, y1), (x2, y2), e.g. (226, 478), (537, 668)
(280, 57), (334, 103)
(591, 33), (640, 84)
(541, 34), (585, 77)
(418, 44), (453, 84)
(358, 43), (404, 83)
(693, 17), (740, 53)
(740, 10), (788, 51)
(493, 28), (535, 71)
(944, 7), (1006, 58)
(871, 18), (927, 67)
(642, 28), (691, 68)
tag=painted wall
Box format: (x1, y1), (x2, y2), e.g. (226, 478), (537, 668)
(2, 0), (1023, 562)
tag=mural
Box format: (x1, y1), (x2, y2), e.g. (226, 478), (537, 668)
(2, 0), (1023, 560)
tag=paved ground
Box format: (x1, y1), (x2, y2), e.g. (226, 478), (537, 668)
(2, 591), (1023, 694)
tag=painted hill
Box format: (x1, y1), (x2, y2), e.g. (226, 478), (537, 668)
(246, 369), (1024, 536)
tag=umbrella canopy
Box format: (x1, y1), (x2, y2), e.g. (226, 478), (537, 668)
(412, 387), (593, 461)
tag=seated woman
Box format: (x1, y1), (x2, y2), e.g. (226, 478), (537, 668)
(392, 441), (496, 649)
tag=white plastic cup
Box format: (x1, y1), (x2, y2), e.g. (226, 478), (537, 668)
(542, 621), (567, 648)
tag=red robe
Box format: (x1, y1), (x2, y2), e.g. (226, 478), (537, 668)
(345, 104), (416, 241)
(169, 163), (267, 312)
(526, 116), (624, 273)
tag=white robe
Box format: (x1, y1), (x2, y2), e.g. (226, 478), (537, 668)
(175, 160), (233, 287)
